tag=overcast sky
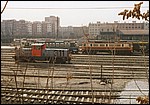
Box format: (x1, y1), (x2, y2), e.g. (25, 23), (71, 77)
(1, 1), (149, 26)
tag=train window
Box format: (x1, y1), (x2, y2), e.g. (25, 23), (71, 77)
(48, 43), (51, 47)
(125, 44), (129, 47)
(70, 43), (75, 47)
(106, 44), (108, 47)
(122, 44), (124, 47)
(63, 43), (65, 47)
(60, 43), (64, 47)
(129, 44), (131, 47)
(100, 44), (105, 46)
(48, 43), (50, 46)
(116, 44), (120, 46)
(68, 43), (70, 47)
(35, 46), (41, 50)
(94, 44), (98, 46)
(109, 44), (113, 46)
(66, 43), (69, 47)
(50, 43), (53, 46)
(90, 44), (92, 46)
(56, 43), (59, 47)
(51, 43), (55, 47)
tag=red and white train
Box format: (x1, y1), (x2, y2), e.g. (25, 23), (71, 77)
(80, 40), (133, 55)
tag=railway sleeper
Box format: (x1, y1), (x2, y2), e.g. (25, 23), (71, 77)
(2, 93), (116, 104)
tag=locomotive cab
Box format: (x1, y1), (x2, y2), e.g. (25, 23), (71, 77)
(31, 43), (46, 57)
(31, 43), (71, 63)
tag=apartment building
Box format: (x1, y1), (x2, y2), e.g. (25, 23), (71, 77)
(59, 26), (74, 38)
(73, 26), (89, 38)
(41, 21), (52, 37)
(1, 19), (16, 43)
(1, 19), (16, 36)
(32, 21), (42, 36)
(1, 18), (149, 41)
(26, 21), (32, 36)
(45, 16), (60, 36)
(117, 21), (144, 30)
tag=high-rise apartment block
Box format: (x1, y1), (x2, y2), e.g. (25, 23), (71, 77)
(1, 16), (60, 38)
(45, 16), (60, 36)
(1, 17), (149, 41)
(26, 21), (32, 36)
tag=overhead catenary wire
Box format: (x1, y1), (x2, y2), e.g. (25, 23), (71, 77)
(5, 6), (149, 10)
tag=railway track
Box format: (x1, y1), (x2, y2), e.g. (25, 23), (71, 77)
(1, 60), (149, 80)
(1, 50), (149, 67)
(1, 86), (148, 104)
(1, 46), (149, 104)
(71, 55), (149, 66)
(1, 48), (149, 86)
(1, 86), (118, 104)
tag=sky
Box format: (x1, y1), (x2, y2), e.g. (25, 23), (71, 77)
(1, 1), (149, 27)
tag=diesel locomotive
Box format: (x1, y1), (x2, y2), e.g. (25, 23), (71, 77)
(80, 40), (133, 55)
(14, 43), (71, 64)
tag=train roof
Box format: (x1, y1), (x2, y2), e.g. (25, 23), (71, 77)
(37, 40), (73, 43)
(31, 43), (45, 46)
(45, 48), (69, 51)
(88, 40), (115, 43)
(54, 40), (64, 42)
(22, 48), (32, 50)
(1, 46), (15, 49)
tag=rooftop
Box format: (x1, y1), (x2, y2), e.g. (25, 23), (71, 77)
(119, 30), (149, 35)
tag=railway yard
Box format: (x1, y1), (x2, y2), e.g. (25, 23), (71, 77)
(1, 46), (149, 104)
